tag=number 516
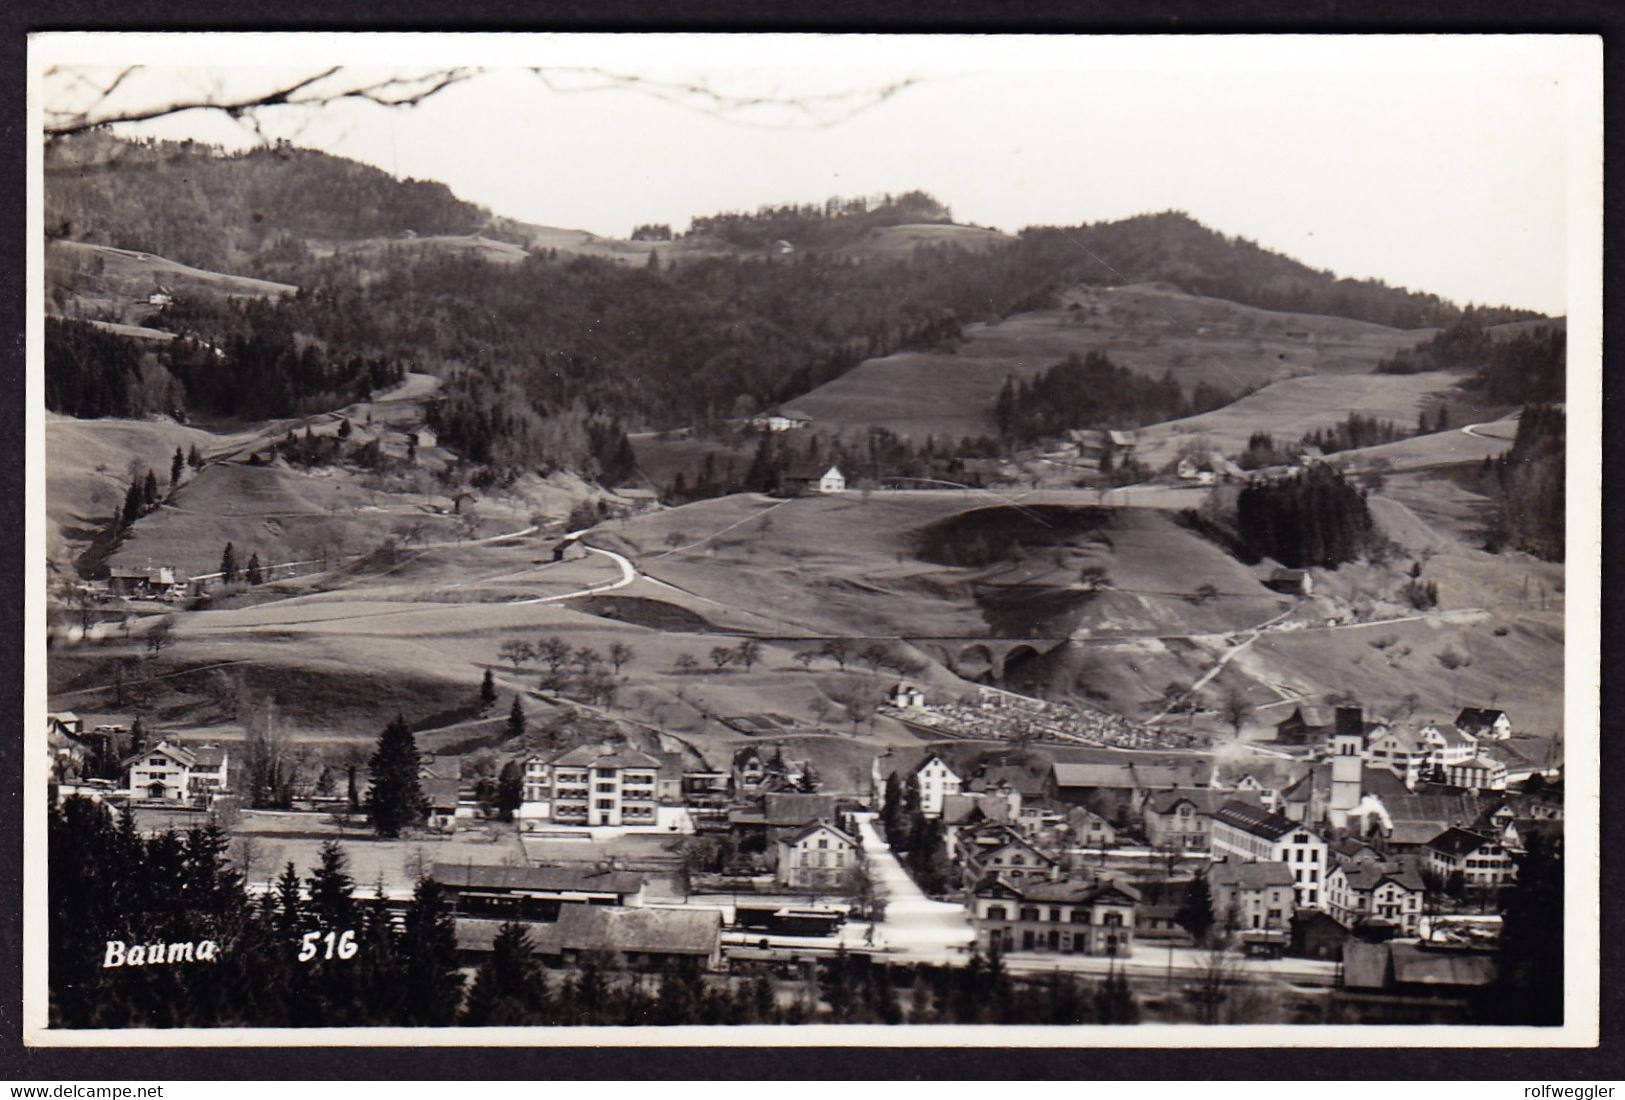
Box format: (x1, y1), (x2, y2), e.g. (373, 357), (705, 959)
(299, 929), (357, 962)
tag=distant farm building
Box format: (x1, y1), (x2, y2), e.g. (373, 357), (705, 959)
(747, 412), (812, 432)
(777, 463), (845, 496)
(106, 565), (185, 600)
(1265, 568), (1314, 597)
(888, 682), (926, 710)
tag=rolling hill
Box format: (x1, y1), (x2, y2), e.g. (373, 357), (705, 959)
(784, 282), (1433, 443)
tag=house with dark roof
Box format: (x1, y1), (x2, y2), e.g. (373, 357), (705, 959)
(1274, 705), (1334, 747)
(955, 822), (1059, 888)
(1210, 802), (1327, 909)
(776, 819), (859, 890)
(122, 738), (229, 802)
(1143, 788), (1259, 852)
(777, 463), (845, 496)
(970, 874), (1141, 957)
(1325, 862), (1426, 936)
(1455, 707), (1512, 741)
(1265, 568), (1314, 597)
(1289, 909), (1350, 960)
(1424, 828), (1517, 890)
(547, 742), (661, 827)
(422, 777), (464, 832)
(1208, 859), (1296, 934)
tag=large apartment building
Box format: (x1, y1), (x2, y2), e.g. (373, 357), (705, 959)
(542, 743), (661, 827)
(1210, 800), (1328, 909)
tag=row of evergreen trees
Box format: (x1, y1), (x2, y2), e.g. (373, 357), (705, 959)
(994, 351), (1233, 446)
(51, 794), (1148, 1028)
(1375, 313), (1565, 406)
(1489, 404), (1565, 561)
(45, 315), (404, 421)
(1234, 465), (1377, 569)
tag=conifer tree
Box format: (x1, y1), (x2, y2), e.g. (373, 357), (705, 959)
(496, 761), (524, 822)
(480, 669), (496, 706)
(170, 447), (184, 487)
(142, 469), (159, 506)
(220, 542), (239, 584)
(187, 443), (203, 470)
(462, 922), (547, 1025)
(246, 552), (263, 585)
(506, 694), (526, 740)
(399, 876), (464, 1025)
(367, 714), (425, 838)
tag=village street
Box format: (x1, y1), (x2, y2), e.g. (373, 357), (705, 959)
(852, 812), (977, 957)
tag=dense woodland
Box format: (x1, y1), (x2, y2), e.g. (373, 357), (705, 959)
(45, 135), (492, 274)
(994, 351), (1234, 446)
(1489, 404), (1566, 561)
(685, 190), (954, 250)
(45, 316), (404, 421)
(1233, 465), (1378, 569)
(46, 135), (1563, 519)
(1375, 314), (1566, 405)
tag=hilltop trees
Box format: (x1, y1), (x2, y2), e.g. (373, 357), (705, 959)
(999, 351), (1230, 446)
(1233, 464), (1376, 569)
(367, 714), (425, 838)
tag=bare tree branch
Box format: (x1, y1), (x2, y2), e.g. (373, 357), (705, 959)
(530, 66), (921, 129)
(42, 65), (478, 143)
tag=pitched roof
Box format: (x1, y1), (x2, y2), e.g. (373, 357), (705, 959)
(1389, 943), (1496, 988)
(1051, 762), (1135, 790)
(431, 862), (645, 896)
(551, 743), (661, 770)
(1278, 705), (1334, 729)
(422, 777), (461, 807)
(1208, 860), (1296, 890)
(762, 792), (838, 827)
(970, 763), (1051, 799)
(1455, 707), (1508, 733)
(782, 819), (857, 847)
(557, 904), (721, 956)
(1145, 788), (1246, 816)
(1339, 863), (1424, 893)
(189, 744), (228, 769)
(942, 793), (1009, 826)
(990, 875), (1142, 905)
(121, 740), (196, 769)
(1212, 800), (1299, 841)
(1426, 827), (1497, 858)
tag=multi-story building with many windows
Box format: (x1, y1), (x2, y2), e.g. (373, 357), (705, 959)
(1210, 801), (1328, 909)
(540, 743), (661, 827)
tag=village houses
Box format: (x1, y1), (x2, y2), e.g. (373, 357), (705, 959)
(1209, 801), (1328, 909)
(1324, 863), (1426, 937)
(776, 819), (860, 890)
(970, 875), (1141, 957)
(123, 738), (229, 803)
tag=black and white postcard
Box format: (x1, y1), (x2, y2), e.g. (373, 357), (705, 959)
(23, 32), (1602, 1047)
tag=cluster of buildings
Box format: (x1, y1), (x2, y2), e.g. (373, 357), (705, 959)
(871, 699), (1559, 963)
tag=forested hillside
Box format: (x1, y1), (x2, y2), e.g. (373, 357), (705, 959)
(46, 134), (1552, 488)
(45, 134), (490, 275)
(1375, 312), (1566, 405)
(1014, 213), (1542, 330)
